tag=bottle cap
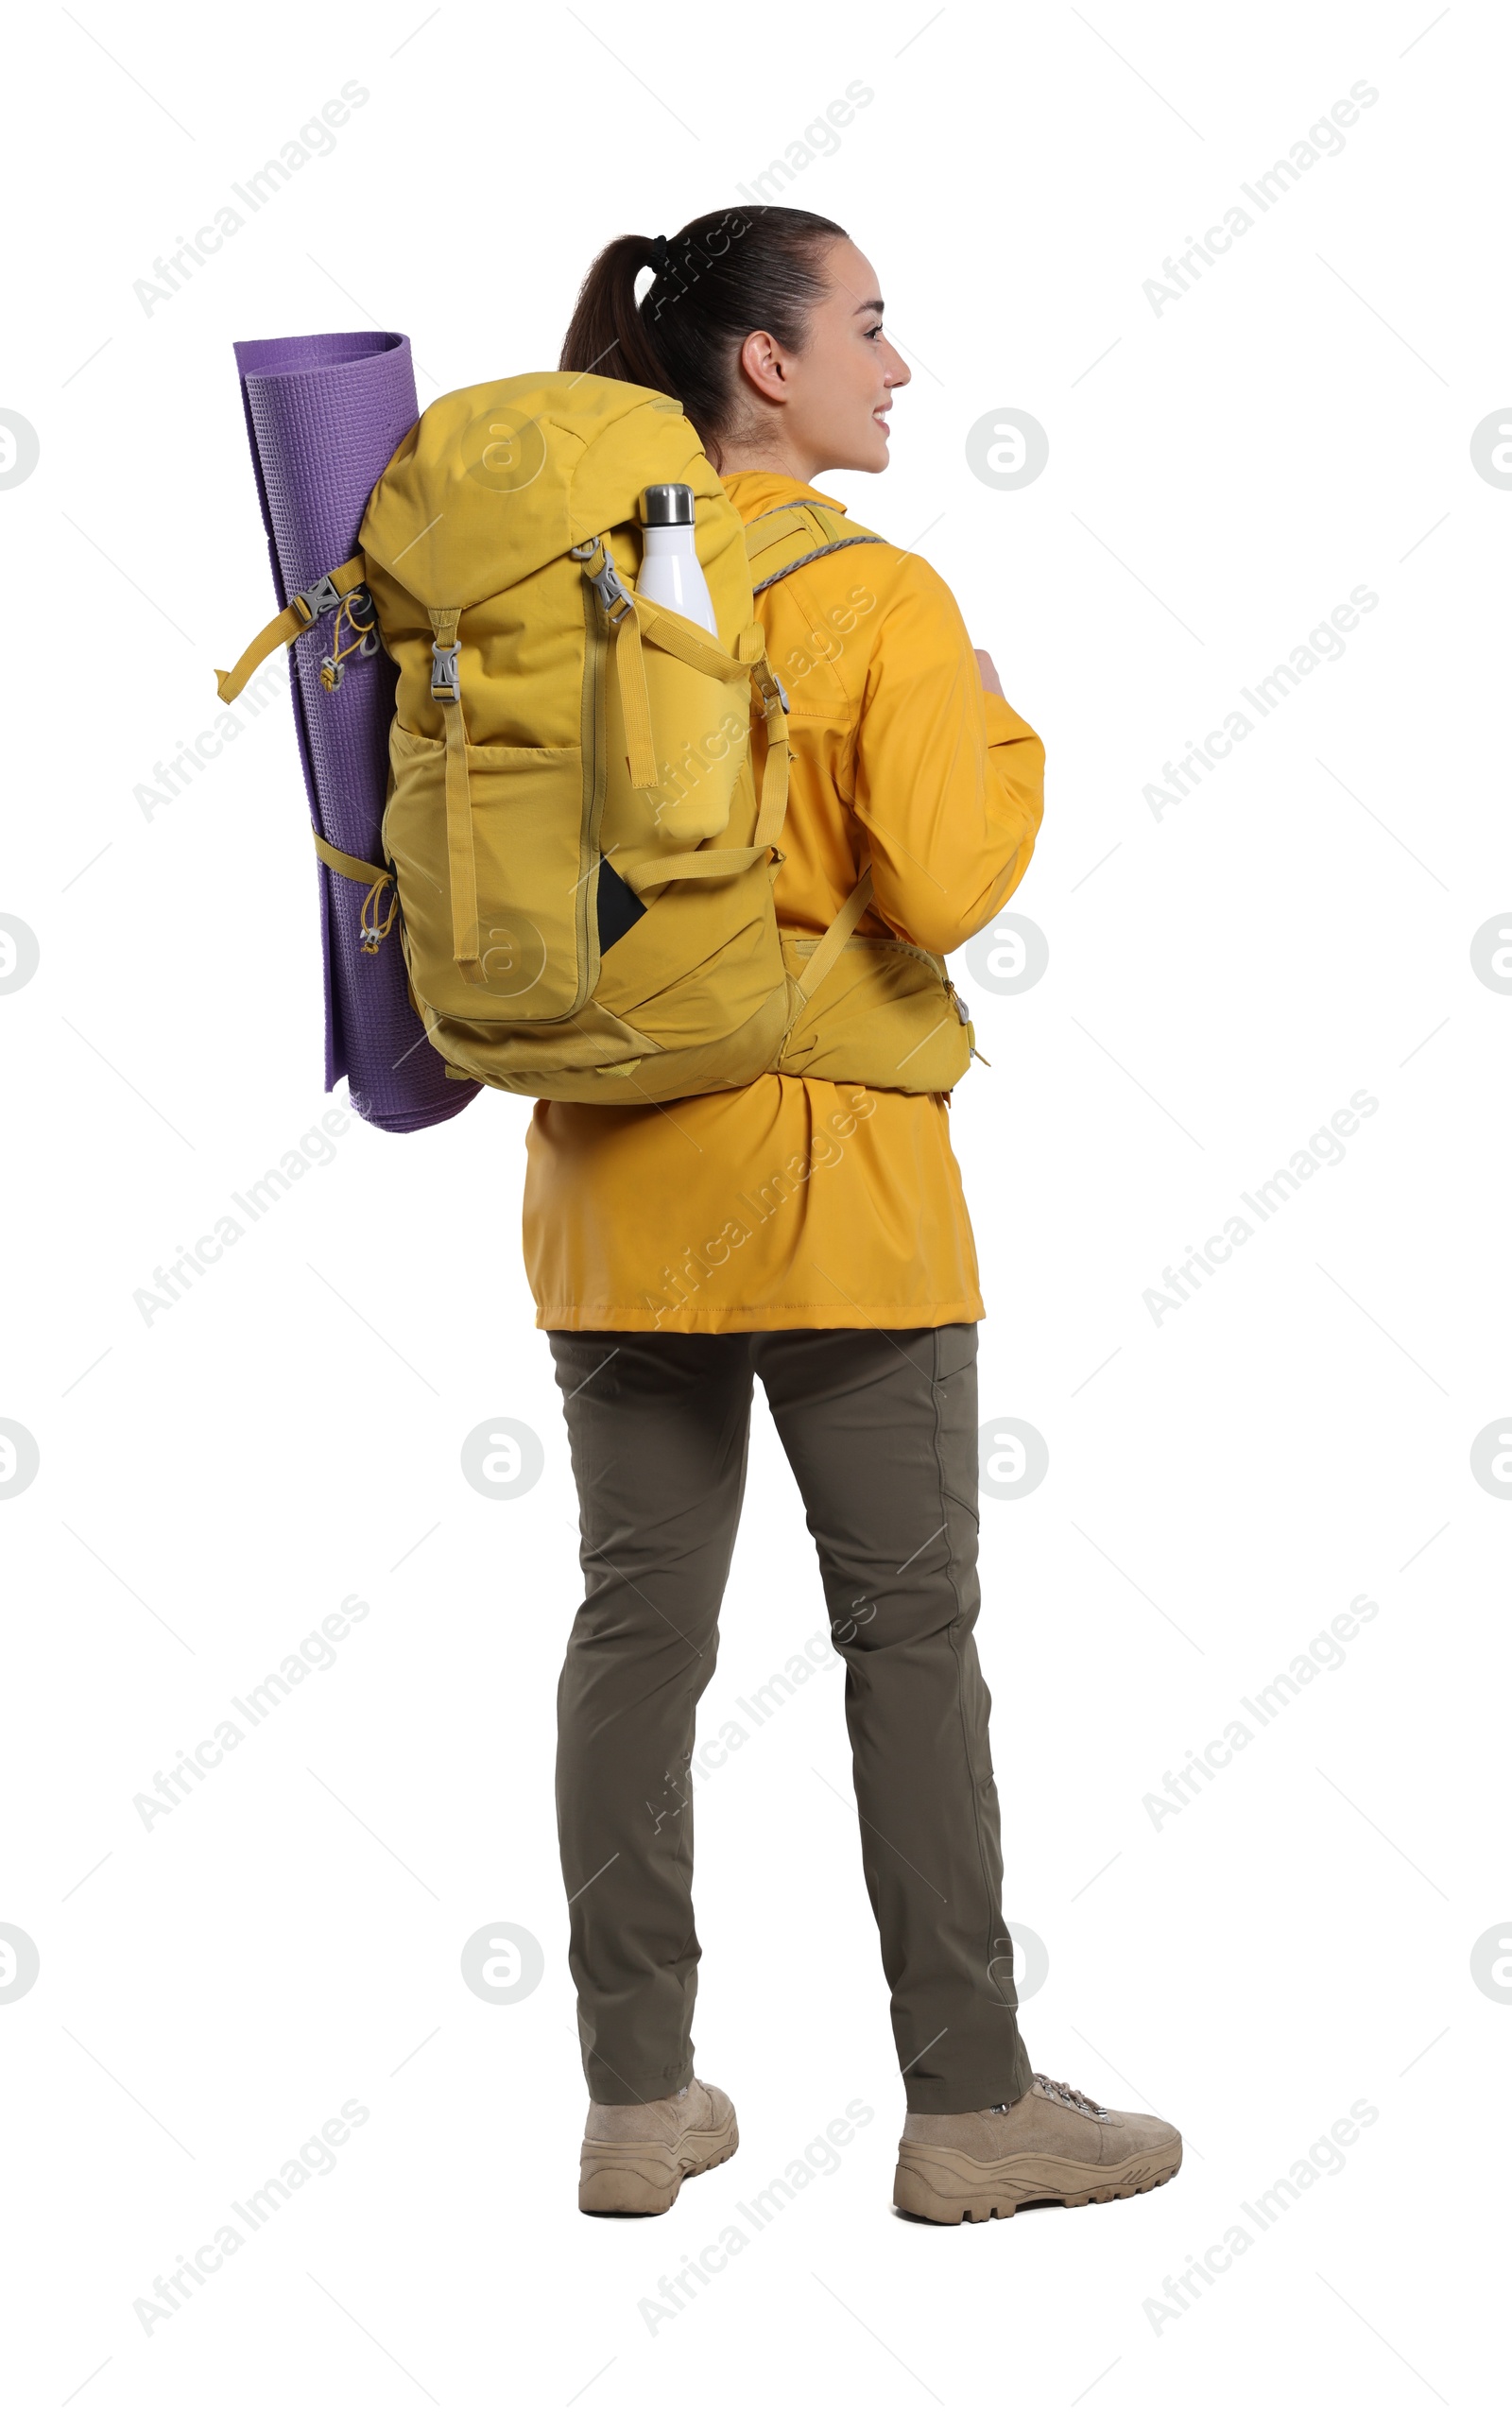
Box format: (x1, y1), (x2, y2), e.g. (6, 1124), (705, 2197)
(642, 483), (695, 526)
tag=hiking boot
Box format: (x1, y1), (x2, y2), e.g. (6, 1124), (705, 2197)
(893, 2073), (1181, 2224)
(579, 2078), (738, 2216)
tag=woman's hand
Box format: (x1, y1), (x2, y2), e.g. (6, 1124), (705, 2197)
(974, 647), (1005, 698)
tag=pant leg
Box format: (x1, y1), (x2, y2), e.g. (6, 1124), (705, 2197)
(754, 1322), (1033, 2115)
(548, 1329), (754, 2104)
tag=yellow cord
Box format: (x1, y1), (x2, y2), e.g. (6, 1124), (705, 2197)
(359, 873), (399, 956)
(318, 593), (380, 694)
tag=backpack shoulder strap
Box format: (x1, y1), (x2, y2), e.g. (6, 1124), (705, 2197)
(793, 869), (875, 1003)
(743, 503), (887, 595)
(741, 505), (888, 1021)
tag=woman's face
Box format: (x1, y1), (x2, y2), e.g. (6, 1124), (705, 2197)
(737, 238), (912, 478)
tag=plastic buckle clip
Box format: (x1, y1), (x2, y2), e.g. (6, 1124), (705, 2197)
(593, 558), (633, 627)
(292, 572), (343, 628)
(431, 641), (461, 703)
(573, 537), (633, 627)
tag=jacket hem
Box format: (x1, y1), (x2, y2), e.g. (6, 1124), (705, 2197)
(536, 1299), (985, 1334)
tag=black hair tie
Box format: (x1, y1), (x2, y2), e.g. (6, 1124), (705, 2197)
(647, 233), (671, 276)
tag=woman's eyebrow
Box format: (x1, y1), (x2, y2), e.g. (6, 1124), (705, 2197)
(854, 296), (885, 315)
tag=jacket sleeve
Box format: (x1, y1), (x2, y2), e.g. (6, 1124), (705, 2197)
(850, 554), (1045, 957)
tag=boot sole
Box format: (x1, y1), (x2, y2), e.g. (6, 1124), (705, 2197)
(579, 2111), (739, 2216)
(893, 2136), (1182, 2224)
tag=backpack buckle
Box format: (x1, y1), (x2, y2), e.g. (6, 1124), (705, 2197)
(431, 641), (461, 703)
(751, 659), (789, 716)
(574, 537), (634, 628)
(291, 572), (343, 627)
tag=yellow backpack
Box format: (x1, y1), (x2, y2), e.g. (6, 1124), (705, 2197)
(216, 372), (974, 1102)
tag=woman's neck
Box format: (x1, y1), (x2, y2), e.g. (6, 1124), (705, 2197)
(716, 434), (820, 482)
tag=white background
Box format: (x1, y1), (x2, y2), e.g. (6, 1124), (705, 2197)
(4, 2), (1507, 2406)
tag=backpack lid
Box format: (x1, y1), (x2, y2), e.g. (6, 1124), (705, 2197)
(359, 371), (726, 609)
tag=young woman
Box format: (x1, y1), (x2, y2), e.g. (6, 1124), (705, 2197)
(530, 207), (1181, 2224)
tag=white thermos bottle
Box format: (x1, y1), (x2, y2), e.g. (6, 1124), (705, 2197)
(636, 484), (717, 633)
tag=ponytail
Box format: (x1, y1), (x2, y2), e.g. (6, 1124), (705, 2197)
(557, 231), (672, 396)
(558, 206), (846, 466)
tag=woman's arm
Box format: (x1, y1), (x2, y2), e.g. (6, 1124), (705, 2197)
(850, 557), (1045, 957)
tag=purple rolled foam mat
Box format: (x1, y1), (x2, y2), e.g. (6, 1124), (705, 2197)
(232, 329), (478, 1133)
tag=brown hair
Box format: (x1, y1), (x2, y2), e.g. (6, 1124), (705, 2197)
(558, 205), (847, 466)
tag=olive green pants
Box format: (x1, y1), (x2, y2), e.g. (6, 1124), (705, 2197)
(547, 1323), (1034, 2115)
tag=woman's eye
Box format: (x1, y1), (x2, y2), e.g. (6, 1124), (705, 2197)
(865, 322), (885, 341)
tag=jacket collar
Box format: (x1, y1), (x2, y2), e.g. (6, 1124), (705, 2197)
(719, 469), (850, 526)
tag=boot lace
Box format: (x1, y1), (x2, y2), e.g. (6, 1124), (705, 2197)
(1032, 2073), (1111, 2118)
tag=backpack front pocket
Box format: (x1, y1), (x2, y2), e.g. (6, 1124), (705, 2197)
(385, 724), (593, 1023)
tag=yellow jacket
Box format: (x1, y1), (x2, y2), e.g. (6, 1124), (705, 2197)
(522, 471), (1044, 1332)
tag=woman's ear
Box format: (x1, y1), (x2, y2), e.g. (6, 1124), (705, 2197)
(738, 328), (789, 405)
